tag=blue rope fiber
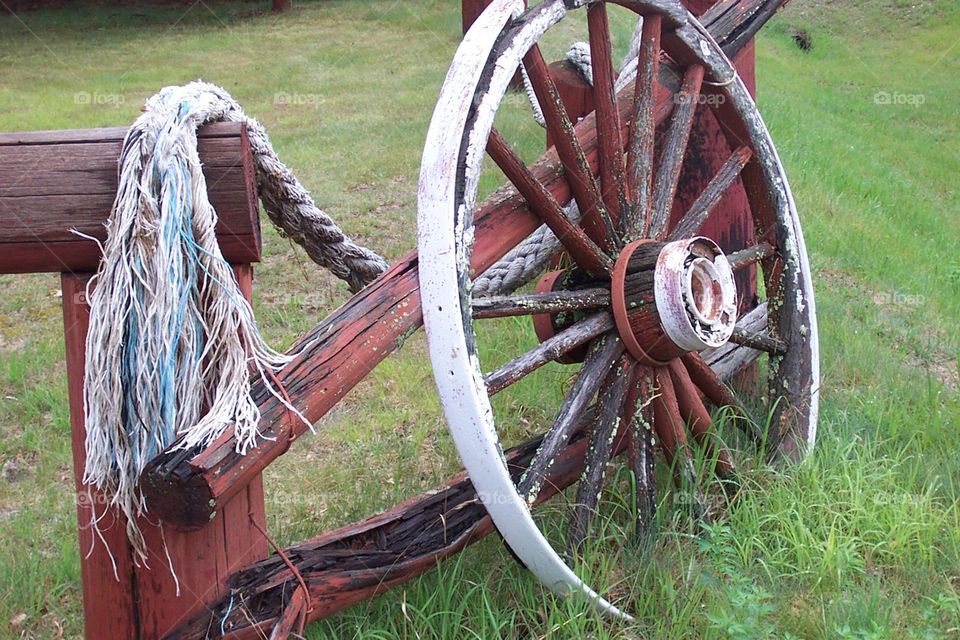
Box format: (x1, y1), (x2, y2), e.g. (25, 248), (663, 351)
(220, 591), (236, 636)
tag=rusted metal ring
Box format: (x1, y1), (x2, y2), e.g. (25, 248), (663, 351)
(611, 239), (672, 367)
(655, 236), (737, 351)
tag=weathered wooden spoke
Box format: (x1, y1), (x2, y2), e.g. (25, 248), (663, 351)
(472, 288), (610, 320)
(486, 128), (612, 276)
(652, 367), (708, 525)
(667, 359), (736, 480)
(728, 241), (775, 271)
(624, 364), (657, 541)
(518, 334), (624, 503)
(729, 325), (787, 355)
(587, 2), (628, 242)
(625, 14), (662, 241)
(668, 145), (753, 241)
(681, 351), (762, 442)
(523, 44), (619, 251)
(648, 64), (705, 239)
(484, 312), (614, 396)
(569, 354), (633, 553)
(698, 302), (769, 382)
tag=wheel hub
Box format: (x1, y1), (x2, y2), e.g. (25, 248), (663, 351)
(611, 237), (737, 366)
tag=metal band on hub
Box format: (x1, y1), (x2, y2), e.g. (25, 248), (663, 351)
(611, 237), (737, 364)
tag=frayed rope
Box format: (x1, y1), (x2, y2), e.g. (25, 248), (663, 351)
(81, 81), (370, 566)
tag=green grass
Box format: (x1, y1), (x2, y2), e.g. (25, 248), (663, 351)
(1, 0), (959, 638)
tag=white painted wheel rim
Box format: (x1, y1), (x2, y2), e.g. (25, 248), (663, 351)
(417, 0), (819, 619)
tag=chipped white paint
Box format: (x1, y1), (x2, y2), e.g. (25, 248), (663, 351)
(655, 237), (737, 351)
(418, 0), (632, 621)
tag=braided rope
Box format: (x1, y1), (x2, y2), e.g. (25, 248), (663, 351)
(237, 112), (389, 293)
(471, 202), (581, 297)
(184, 82), (390, 292)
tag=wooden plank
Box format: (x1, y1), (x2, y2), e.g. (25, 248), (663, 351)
(0, 121), (260, 273)
(0, 172), (252, 232)
(0, 139), (247, 196)
(0, 121), (242, 145)
(62, 273), (140, 640)
(166, 423), (605, 640)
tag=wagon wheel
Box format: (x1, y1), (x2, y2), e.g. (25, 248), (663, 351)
(417, 0), (818, 617)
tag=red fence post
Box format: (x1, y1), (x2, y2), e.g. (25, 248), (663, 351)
(61, 267), (268, 639)
(62, 274), (139, 638)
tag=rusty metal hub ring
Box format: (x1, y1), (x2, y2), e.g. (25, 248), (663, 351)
(418, 0), (818, 621)
(609, 236), (736, 366)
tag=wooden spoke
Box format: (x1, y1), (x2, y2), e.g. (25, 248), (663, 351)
(667, 145), (753, 241)
(702, 342), (764, 383)
(625, 14), (662, 240)
(472, 288), (610, 320)
(484, 313), (614, 396)
(729, 326), (786, 355)
(569, 354), (633, 553)
(648, 64), (705, 239)
(518, 334), (625, 502)
(680, 352), (762, 442)
(667, 359), (736, 479)
(682, 351), (745, 408)
(728, 242), (775, 271)
(653, 367), (708, 525)
(487, 129), (612, 276)
(624, 364), (657, 540)
(700, 302), (769, 381)
(587, 2), (628, 241)
(522, 45), (618, 251)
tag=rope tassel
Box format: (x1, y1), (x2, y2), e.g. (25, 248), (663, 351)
(82, 81), (383, 564)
